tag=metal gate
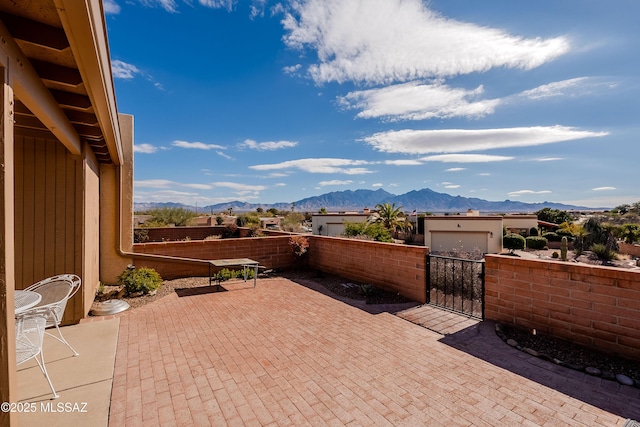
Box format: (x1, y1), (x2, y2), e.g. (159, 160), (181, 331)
(426, 254), (485, 319)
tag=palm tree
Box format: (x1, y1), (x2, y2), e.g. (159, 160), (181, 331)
(372, 202), (404, 236)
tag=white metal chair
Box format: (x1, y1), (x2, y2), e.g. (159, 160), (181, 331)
(25, 274), (82, 356)
(15, 306), (59, 399)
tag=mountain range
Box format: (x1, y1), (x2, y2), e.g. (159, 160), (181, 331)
(134, 188), (596, 214)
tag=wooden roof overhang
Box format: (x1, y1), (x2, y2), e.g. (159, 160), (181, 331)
(0, 0), (123, 165)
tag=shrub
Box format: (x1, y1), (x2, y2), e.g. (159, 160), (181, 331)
(590, 243), (617, 261)
(529, 227), (538, 236)
(552, 251), (559, 258)
(289, 235), (309, 257)
(222, 223), (239, 238)
(342, 221), (392, 243)
(525, 236), (548, 250)
(118, 266), (162, 295)
(503, 233), (525, 251)
(213, 268), (254, 282)
(542, 232), (561, 242)
(133, 228), (149, 243)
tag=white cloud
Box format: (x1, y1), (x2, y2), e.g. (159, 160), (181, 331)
(508, 190), (552, 197)
(362, 126), (608, 155)
(444, 184), (460, 189)
(339, 81), (500, 121)
(134, 143), (158, 154)
(519, 77), (613, 100)
(445, 168), (466, 172)
(135, 179), (175, 188)
(211, 182), (267, 192)
(268, 173), (289, 178)
(372, 183), (384, 188)
(384, 159), (423, 166)
(250, 158), (374, 174)
(139, 0), (179, 13)
(172, 140), (226, 150)
(477, 173), (491, 176)
(199, 0), (236, 10)
(103, 0), (121, 14)
(592, 186), (616, 191)
(275, 183), (287, 187)
(216, 151), (233, 160)
(238, 139), (298, 151)
(318, 179), (353, 187)
(532, 157), (563, 162)
(282, 0), (569, 85)
(112, 60), (141, 79)
(283, 64), (302, 74)
(250, 0), (268, 19)
(420, 154), (513, 163)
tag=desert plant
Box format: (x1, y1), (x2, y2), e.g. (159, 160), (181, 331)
(552, 251), (559, 259)
(289, 235), (309, 257)
(145, 207), (196, 227)
(215, 216), (223, 225)
(222, 223), (239, 238)
(118, 265), (162, 295)
(560, 236), (568, 260)
(529, 227), (539, 236)
(617, 223), (640, 244)
(133, 228), (149, 243)
(590, 243), (617, 261)
(542, 231), (561, 242)
(213, 268), (255, 282)
(525, 236), (548, 250)
(342, 221), (393, 243)
(503, 233), (525, 252)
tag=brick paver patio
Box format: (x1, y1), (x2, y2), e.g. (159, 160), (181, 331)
(109, 277), (640, 426)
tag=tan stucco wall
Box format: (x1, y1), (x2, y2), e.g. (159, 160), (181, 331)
(424, 216), (503, 254)
(99, 114), (134, 284)
(312, 214), (369, 236)
(503, 215), (538, 232)
(82, 144), (101, 316)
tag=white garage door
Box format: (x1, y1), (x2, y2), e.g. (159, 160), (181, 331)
(430, 231), (488, 253)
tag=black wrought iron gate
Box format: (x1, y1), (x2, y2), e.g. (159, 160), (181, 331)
(426, 254), (485, 319)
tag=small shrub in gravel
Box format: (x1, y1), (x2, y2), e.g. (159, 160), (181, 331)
(118, 265), (162, 295)
(526, 236), (548, 250)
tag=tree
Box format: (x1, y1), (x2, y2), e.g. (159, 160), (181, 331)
(372, 202), (403, 235)
(266, 208), (279, 216)
(535, 208), (572, 225)
(256, 207), (264, 214)
(617, 224), (640, 244)
(319, 207), (327, 214)
(144, 207), (196, 227)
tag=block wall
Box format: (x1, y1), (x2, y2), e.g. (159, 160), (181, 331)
(132, 236), (299, 279)
(308, 236), (429, 303)
(484, 254), (640, 360)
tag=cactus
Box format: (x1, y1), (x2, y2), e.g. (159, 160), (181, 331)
(560, 236), (568, 261)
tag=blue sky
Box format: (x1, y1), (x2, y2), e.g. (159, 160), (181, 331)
(104, 0), (639, 209)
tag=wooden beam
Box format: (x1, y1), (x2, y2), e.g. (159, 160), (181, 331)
(50, 89), (92, 110)
(14, 114), (48, 131)
(55, 0), (123, 164)
(63, 109), (98, 125)
(0, 19), (81, 155)
(0, 67), (18, 427)
(30, 59), (83, 87)
(0, 13), (69, 51)
(73, 123), (103, 139)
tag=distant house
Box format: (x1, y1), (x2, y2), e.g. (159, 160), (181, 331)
(424, 216), (504, 254)
(260, 217), (282, 230)
(312, 212), (371, 236)
(503, 214), (539, 235)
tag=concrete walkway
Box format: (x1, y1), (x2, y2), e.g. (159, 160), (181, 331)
(109, 277), (640, 426)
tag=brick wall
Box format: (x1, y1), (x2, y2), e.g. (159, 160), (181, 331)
(619, 242), (640, 258)
(485, 254), (640, 360)
(308, 236), (429, 303)
(133, 236), (299, 279)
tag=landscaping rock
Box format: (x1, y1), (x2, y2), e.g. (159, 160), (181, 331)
(616, 374), (634, 386)
(585, 367), (601, 376)
(507, 339), (518, 347)
(524, 348), (539, 357)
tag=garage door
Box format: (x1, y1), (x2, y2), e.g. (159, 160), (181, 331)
(430, 231), (488, 253)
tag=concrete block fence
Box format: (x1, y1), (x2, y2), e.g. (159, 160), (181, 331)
(484, 254), (640, 360)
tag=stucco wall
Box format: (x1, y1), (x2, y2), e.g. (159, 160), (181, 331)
(308, 236), (428, 303)
(619, 242), (640, 258)
(484, 254), (640, 360)
(424, 216), (503, 254)
(312, 214), (369, 236)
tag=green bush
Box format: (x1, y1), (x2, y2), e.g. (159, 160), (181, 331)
(542, 232), (561, 242)
(525, 236), (548, 250)
(503, 233), (525, 251)
(342, 221), (393, 243)
(590, 243), (617, 261)
(529, 227), (539, 236)
(118, 266), (162, 295)
(552, 251), (559, 259)
(213, 268), (255, 281)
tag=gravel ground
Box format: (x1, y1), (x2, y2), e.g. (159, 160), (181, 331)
(499, 323), (640, 382)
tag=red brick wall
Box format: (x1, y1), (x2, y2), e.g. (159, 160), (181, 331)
(308, 236), (429, 303)
(619, 242), (640, 258)
(485, 254), (640, 360)
(133, 236), (300, 279)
